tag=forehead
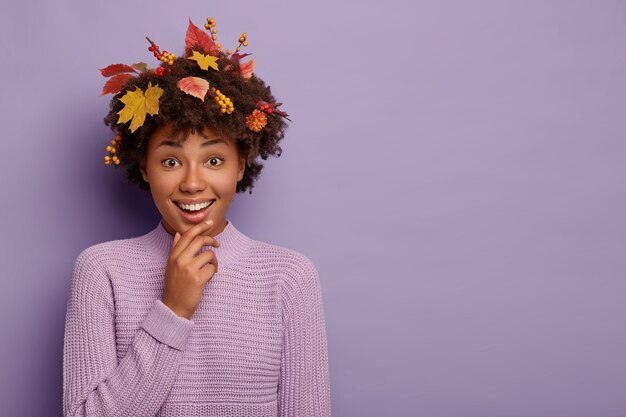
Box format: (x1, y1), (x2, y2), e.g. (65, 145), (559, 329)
(149, 124), (234, 150)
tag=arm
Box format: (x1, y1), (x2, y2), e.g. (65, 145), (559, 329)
(278, 256), (331, 416)
(63, 247), (194, 417)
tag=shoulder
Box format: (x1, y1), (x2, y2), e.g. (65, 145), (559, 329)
(247, 239), (319, 279)
(247, 240), (322, 310)
(72, 233), (149, 277)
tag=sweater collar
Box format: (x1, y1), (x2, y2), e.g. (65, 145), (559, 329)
(142, 219), (253, 268)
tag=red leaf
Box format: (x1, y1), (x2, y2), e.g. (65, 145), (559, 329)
(99, 64), (137, 77)
(177, 76), (210, 101)
(184, 18), (219, 57)
(101, 73), (135, 95)
(230, 53), (251, 62)
(239, 58), (255, 79)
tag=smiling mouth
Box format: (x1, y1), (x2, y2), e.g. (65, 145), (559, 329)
(175, 200), (215, 213)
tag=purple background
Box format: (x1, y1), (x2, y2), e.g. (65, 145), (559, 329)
(1, 1), (625, 416)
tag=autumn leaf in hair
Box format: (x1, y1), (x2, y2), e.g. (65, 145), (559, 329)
(177, 76), (210, 101)
(117, 82), (164, 133)
(185, 18), (219, 57)
(256, 100), (291, 121)
(188, 50), (219, 71)
(239, 59), (255, 79)
(99, 63), (146, 95)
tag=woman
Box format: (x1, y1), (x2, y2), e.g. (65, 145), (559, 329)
(63, 16), (330, 417)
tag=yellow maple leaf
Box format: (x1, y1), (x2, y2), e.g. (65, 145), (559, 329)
(117, 82), (164, 133)
(188, 50), (219, 71)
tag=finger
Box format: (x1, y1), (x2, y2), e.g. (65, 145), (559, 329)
(200, 263), (218, 281)
(180, 235), (221, 260)
(171, 220), (214, 258)
(191, 249), (218, 273)
(173, 232), (181, 247)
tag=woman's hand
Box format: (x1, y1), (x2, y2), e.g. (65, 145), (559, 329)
(162, 220), (220, 319)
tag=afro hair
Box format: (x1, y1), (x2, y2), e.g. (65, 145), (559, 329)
(103, 51), (288, 194)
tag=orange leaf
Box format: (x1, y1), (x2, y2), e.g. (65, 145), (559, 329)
(184, 18), (219, 57)
(99, 64), (137, 77)
(177, 76), (210, 101)
(240, 59), (255, 79)
(101, 73), (135, 95)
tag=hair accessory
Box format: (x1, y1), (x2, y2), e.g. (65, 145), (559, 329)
(246, 110), (267, 132)
(146, 37), (174, 76)
(104, 135), (122, 165)
(212, 88), (234, 114)
(255, 100), (291, 121)
(117, 82), (164, 133)
(100, 16), (289, 134)
(177, 76), (210, 101)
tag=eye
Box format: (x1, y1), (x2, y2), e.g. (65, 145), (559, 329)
(207, 157), (224, 167)
(161, 158), (180, 168)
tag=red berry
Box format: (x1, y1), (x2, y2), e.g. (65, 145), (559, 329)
(267, 108), (273, 114)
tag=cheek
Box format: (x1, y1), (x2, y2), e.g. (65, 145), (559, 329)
(147, 171), (177, 194)
(213, 171), (239, 193)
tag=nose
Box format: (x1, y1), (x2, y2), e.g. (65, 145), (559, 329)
(179, 164), (206, 193)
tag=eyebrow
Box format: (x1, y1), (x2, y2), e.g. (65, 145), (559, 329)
(155, 137), (225, 149)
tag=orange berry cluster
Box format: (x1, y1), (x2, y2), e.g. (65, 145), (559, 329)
(234, 32), (248, 54)
(104, 135), (122, 165)
(202, 17), (249, 56)
(160, 51), (176, 65)
(212, 88), (234, 114)
(204, 18), (224, 51)
(245, 109), (267, 132)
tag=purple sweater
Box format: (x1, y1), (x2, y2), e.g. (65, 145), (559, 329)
(63, 220), (330, 416)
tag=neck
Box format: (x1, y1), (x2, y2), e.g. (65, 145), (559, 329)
(161, 217), (229, 238)
(143, 218), (253, 269)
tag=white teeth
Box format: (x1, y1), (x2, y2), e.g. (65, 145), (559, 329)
(177, 200), (213, 211)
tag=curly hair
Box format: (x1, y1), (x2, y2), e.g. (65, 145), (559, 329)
(103, 55), (287, 194)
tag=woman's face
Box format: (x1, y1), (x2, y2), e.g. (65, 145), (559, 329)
(140, 123), (245, 237)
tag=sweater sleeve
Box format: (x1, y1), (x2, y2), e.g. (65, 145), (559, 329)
(62, 247), (194, 417)
(278, 256), (331, 416)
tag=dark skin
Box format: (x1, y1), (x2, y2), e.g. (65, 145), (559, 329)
(163, 220), (220, 319)
(140, 124), (246, 319)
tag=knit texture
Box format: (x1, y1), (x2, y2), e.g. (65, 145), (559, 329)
(63, 220), (330, 416)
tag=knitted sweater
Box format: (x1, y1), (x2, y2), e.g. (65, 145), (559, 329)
(63, 220), (330, 417)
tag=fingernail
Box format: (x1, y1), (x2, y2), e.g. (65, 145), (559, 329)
(205, 220), (213, 225)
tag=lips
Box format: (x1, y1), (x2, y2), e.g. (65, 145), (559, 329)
(173, 199), (214, 223)
(175, 200), (214, 211)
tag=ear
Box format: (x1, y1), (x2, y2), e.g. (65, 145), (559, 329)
(237, 157), (246, 182)
(140, 159), (149, 183)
